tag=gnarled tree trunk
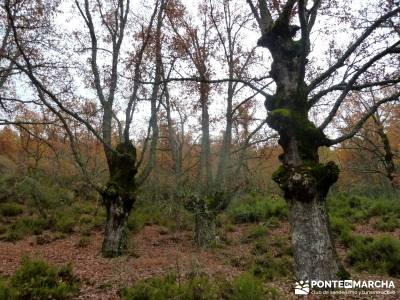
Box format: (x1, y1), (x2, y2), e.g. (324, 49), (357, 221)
(256, 12), (346, 280)
(101, 142), (137, 257)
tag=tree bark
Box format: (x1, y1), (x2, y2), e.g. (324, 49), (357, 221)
(375, 122), (397, 189)
(194, 211), (216, 247)
(102, 193), (131, 257)
(101, 142), (137, 258)
(196, 79), (216, 246)
(255, 10), (346, 280)
(288, 193), (340, 280)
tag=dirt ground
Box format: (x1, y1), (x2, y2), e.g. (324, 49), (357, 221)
(0, 223), (399, 299)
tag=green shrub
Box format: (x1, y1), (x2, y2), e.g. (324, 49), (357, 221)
(251, 239), (269, 256)
(330, 215), (355, 245)
(328, 193), (400, 223)
(91, 212), (106, 229)
(228, 272), (267, 300)
(55, 216), (75, 234)
(5, 217), (49, 241)
(250, 237), (292, 258)
(78, 214), (92, 225)
(1, 257), (80, 299)
(4, 230), (24, 242)
(0, 276), (16, 300)
(374, 215), (399, 232)
(75, 237), (90, 248)
(14, 176), (71, 212)
(126, 214), (140, 233)
(0, 225), (7, 235)
(0, 203), (24, 217)
(128, 198), (192, 233)
(229, 196), (287, 224)
(268, 237), (292, 257)
(224, 222), (236, 233)
(369, 201), (400, 217)
(121, 273), (215, 300)
(36, 234), (52, 245)
(72, 202), (97, 215)
(241, 225), (268, 243)
(264, 216), (280, 228)
(76, 213), (98, 236)
(251, 252), (291, 280)
(121, 272), (279, 300)
(328, 195), (369, 221)
(347, 235), (400, 276)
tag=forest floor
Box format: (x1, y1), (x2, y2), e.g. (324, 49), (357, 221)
(1, 222), (399, 299)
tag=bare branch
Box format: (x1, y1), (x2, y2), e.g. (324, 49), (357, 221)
(309, 78), (400, 107)
(328, 91), (400, 145)
(309, 6), (400, 91)
(319, 41), (400, 129)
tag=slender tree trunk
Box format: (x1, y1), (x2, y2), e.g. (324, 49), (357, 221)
(101, 142), (137, 257)
(164, 81), (183, 191)
(193, 80), (217, 247)
(199, 81), (213, 194)
(376, 123), (397, 189)
(215, 81), (234, 190)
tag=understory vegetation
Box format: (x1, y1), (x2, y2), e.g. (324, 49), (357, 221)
(0, 0), (399, 296)
(1, 167), (399, 298)
(0, 257), (79, 300)
(121, 272), (280, 300)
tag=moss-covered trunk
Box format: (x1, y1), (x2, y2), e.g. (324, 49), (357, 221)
(101, 142), (137, 258)
(257, 16), (346, 280)
(194, 212), (216, 247)
(102, 193), (131, 257)
(273, 154), (343, 280)
(185, 193), (229, 247)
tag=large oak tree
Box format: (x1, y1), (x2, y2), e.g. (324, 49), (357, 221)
(246, 0), (399, 280)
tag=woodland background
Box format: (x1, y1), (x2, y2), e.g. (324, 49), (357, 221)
(0, 0), (399, 299)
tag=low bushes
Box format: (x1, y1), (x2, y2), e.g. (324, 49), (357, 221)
(373, 215), (400, 232)
(127, 198), (192, 233)
(121, 272), (279, 300)
(330, 215), (356, 246)
(0, 257), (79, 299)
(54, 215), (75, 234)
(347, 235), (400, 277)
(251, 252), (291, 280)
(241, 225), (268, 243)
(4, 217), (50, 242)
(229, 196), (287, 224)
(0, 203), (24, 217)
(328, 193), (400, 223)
